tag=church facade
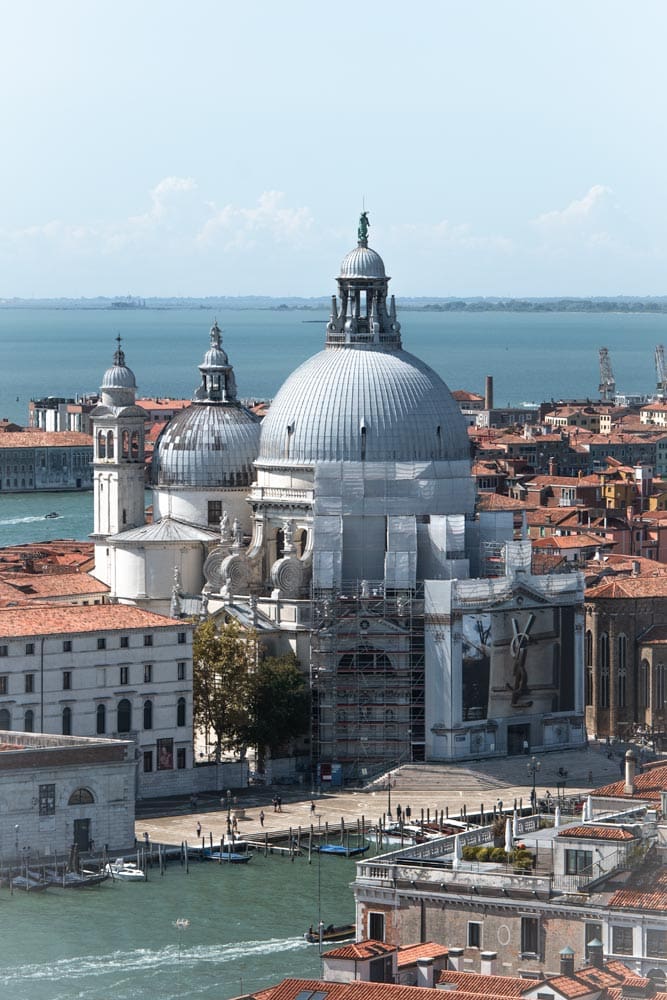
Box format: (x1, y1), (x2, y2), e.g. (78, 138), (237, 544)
(92, 215), (586, 778)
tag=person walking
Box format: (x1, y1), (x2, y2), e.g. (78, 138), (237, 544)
(259, 809), (265, 827)
(196, 820), (202, 838)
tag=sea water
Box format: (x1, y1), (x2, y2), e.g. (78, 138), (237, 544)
(1, 306), (667, 428)
(0, 850), (357, 1000)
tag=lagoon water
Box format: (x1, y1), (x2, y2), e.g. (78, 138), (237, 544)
(0, 850), (357, 1000)
(2, 307), (667, 430)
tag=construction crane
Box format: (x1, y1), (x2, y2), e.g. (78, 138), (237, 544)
(598, 347), (616, 402)
(656, 344), (667, 396)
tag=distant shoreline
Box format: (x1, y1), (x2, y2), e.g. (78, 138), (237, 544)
(3, 297), (667, 314)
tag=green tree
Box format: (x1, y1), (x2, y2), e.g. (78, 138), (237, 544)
(245, 654), (310, 765)
(192, 617), (256, 760)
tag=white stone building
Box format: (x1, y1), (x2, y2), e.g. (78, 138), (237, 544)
(91, 214), (586, 776)
(0, 730), (135, 859)
(0, 604), (194, 798)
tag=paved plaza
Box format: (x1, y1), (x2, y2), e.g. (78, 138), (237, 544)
(136, 741), (638, 848)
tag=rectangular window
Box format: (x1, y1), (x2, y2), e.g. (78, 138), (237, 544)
(25, 643), (35, 655)
(39, 783), (56, 816)
(143, 635), (153, 647)
(143, 751), (153, 773)
(0, 645), (7, 657)
(565, 849), (592, 875)
(63, 640), (72, 652)
(144, 663), (152, 684)
(612, 926), (633, 955)
(177, 747), (186, 769)
(120, 636), (129, 649)
(25, 673), (34, 694)
(178, 632), (187, 645)
(177, 661), (186, 681)
(368, 912), (385, 942)
(647, 929), (667, 958)
(468, 922), (482, 948)
(97, 637), (106, 650)
(208, 499), (223, 526)
(521, 917), (539, 957)
(62, 671), (71, 690)
(120, 666), (129, 686)
(585, 923), (602, 949)
(0, 676), (7, 695)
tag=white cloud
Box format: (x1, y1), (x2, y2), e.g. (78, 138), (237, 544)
(387, 219), (513, 253)
(533, 184), (612, 229)
(196, 191), (313, 250)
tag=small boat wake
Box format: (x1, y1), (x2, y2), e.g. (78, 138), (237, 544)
(0, 514), (59, 527)
(0, 935), (310, 990)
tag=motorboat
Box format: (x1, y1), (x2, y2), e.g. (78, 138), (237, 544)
(304, 922), (355, 944)
(313, 842), (370, 858)
(104, 858), (146, 881)
(44, 511), (60, 519)
(200, 846), (251, 864)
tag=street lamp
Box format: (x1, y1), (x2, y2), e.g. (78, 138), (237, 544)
(387, 773), (392, 819)
(527, 756), (541, 813)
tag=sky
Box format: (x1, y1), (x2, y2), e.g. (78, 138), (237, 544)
(2, 0), (667, 298)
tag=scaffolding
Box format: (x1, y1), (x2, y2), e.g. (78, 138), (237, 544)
(310, 582), (425, 782)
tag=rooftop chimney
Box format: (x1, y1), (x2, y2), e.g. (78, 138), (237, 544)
(417, 958), (435, 989)
(587, 938), (604, 969)
(560, 946), (575, 977)
(447, 948), (464, 971)
(480, 952), (498, 976)
(485, 376), (494, 411)
(624, 748), (637, 796)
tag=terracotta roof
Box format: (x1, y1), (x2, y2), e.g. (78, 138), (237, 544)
(608, 888), (667, 911)
(0, 573), (108, 603)
(397, 943), (448, 967)
(257, 978), (451, 1000)
(586, 576), (667, 599)
(477, 493), (530, 511)
(436, 971), (526, 996)
(533, 533), (605, 550)
(324, 941), (395, 961)
(538, 974), (595, 998)
(557, 825), (636, 841)
(0, 603), (185, 638)
(135, 397), (190, 411)
(452, 390), (484, 403)
(0, 431), (92, 448)
(593, 761), (667, 802)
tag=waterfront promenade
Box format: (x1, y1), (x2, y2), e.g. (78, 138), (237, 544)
(136, 742), (632, 847)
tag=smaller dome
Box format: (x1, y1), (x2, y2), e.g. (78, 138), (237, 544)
(340, 245), (386, 280)
(202, 344), (228, 368)
(101, 338), (136, 390)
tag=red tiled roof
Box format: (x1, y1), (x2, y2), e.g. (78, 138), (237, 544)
(477, 494), (529, 511)
(608, 888), (667, 911)
(0, 431), (92, 448)
(324, 941), (395, 960)
(538, 975), (594, 998)
(0, 573), (108, 603)
(557, 825), (636, 842)
(0, 603), (185, 638)
(533, 533), (605, 550)
(593, 761), (667, 801)
(397, 943), (448, 967)
(586, 576), (667, 599)
(437, 972), (526, 996)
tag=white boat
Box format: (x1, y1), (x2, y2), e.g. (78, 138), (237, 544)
(104, 858), (146, 881)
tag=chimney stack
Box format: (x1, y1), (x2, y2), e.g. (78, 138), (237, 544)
(559, 946), (575, 977)
(417, 958), (435, 989)
(485, 375), (494, 411)
(624, 748), (637, 796)
(480, 952), (498, 976)
(448, 948), (464, 971)
(587, 938), (604, 969)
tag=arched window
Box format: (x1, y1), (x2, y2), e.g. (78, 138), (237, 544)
(585, 630), (593, 667)
(640, 660), (650, 708)
(24, 709), (34, 732)
(122, 430), (130, 458)
(131, 432), (140, 460)
(618, 635), (627, 708)
(177, 697), (186, 727)
(117, 698), (132, 733)
(585, 664), (593, 706)
(599, 632), (609, 670)
(96, 704), (106, 735)
(97, 430), (106, 459)
(143, 700), (153, 730)
(106, 430), (114, 459)
(68, 787), (94, 805)
(0, 708), (11, 729)
(599, 650), (610, 709)
(62, 706), (72, 735)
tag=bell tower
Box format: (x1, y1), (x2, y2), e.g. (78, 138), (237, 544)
(91, 337), (147, 584)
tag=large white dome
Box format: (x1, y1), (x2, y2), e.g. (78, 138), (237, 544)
(256, 346), (470, 468)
